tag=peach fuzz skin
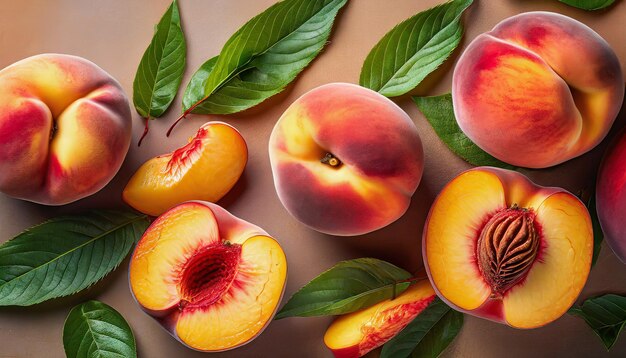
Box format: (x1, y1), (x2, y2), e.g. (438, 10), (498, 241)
(129, 201), (287, 352)
(597, 129), (626, 263)
(324, 280), (436, 358)
(452, 12), (624, 168)
(0, 54), (131, 205)
(123, 121), (247, 216)
(423, 167), (592, 329)
(269, 83), (423, 236)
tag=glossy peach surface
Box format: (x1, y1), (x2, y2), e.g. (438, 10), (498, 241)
(269, 82), (423, 236)
(0, 54), (131, 204)
(123, 122), (247, 216)
(423, 167), (593, 328)
(597, 129), (626, 263)
(453, 12), (624, 168)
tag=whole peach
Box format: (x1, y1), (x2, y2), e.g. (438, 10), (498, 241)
(452, 12), (623, 168)
(597, 129), (626, 263)
(0, 54), (131, 205)
(269, 83), (424, 236)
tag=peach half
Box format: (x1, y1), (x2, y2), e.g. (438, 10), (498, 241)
(324, 280), (436, 358)
(123, 122), (247, 216)
(129, 201), (287, 351)
(597, 129), (626, 263)
(452, 12), (624, 168)
(0, 54), (132, 204)
(423, 167), (592, 329)
(269, 83), (424, 236)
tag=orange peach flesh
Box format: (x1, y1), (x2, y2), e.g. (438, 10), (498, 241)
(423, 167), (592, 328)
(129, 202), (287, 351)
(269, 82), (423, 236)
(123, 122), (247, 216)
(324, 280), (436, 358)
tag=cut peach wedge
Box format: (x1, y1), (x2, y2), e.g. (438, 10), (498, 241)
(423, 167), (593, 329)
(129, 201), (287, 351)
(324, 280), (436, 358)
(123, 122), (247, 216)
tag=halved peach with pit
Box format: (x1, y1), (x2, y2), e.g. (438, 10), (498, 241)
(423, 167), (592, 329)
(129, 201), (287, 351)
(324, 280), (436, 357)
(123, 121), (247, 216)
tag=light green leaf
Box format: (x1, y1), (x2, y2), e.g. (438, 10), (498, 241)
(275, 258), (412, 319)
(381, 298), (463, 358)
(182, 56), (218, 112)
(182, 0), (348, 115)
(133, 0), (186, 119)
(558, 0), (616, 10)
(360, 0), (473, 97)
(569, 294), (626, 350)
(413, 93), (516, 169)
(0, 211), (149, 306)
(63, 300), (137, 358)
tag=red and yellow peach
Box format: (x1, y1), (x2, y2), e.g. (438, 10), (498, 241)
(423, 167), (592, 328)
(0, 54), (132, 204)
(129, 201), (287, 351)
(269, 83), (424, 236)
(452, 12), (624, 168)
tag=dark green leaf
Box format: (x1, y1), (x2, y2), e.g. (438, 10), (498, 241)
(413, 93), (516, 169)
(381, 298), (463, 358)
(275, 258), (412, 319)
(558, 0), (616, 10)
(569, 294), (626, 350)
(63, 300), (136, 358)
(183, 0), (348, 115)
(588, 194), (603, 267)
(133, 0), (186, 118)
(0, 211), (149, 306)
(182, 56), (218, 112)
(360, 0), (473, 97)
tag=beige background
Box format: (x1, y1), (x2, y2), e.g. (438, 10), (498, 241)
(1, 0), (625, 357)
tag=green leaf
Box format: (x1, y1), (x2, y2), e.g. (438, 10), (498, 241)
(569, 294), (626, 350)
(133, 0), (186, 119)
(63, 300), (137, 358)
(558, 0), (616, 10)
(381, 298), (463, 358)
(588, 194), (603, 267)
(182, 56), (218, 112)
(0, 211), (149, 306)
(413, 93), (516, 169)
(360, 0), (473, 97)
(183, 0), (348, 115)
(275, 258), (412, 319)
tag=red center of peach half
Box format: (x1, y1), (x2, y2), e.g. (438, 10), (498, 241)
(129, 202), (287, 351)
(324, 280), (436, 358)
(423, 167), (592, 329)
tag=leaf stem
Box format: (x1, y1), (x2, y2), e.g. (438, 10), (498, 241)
(138, 117), (151, 147)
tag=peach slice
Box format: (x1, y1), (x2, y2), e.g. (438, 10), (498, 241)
(129, 201), (287, 351)
(597, 129), (626, 263)
(452, 12), (624, 168)
(423, 167), (592, 328)
(324, 280), (436, 358)
(269, 83), (424, 236)
(123, 122), (247, 216)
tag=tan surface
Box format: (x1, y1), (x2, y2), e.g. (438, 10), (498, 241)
(0, 0), (625, 357)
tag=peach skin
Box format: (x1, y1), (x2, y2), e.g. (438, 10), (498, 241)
(597, 129), (626, 263)
(423, 167), (593, 329)
(452, 12), (624, 168)
(324, 280), (436, 358)
(0, 53), (131, 205)
(123, 122), (247, 216)
(269, 83), (424, 236)
(129, 201), (287, 352)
